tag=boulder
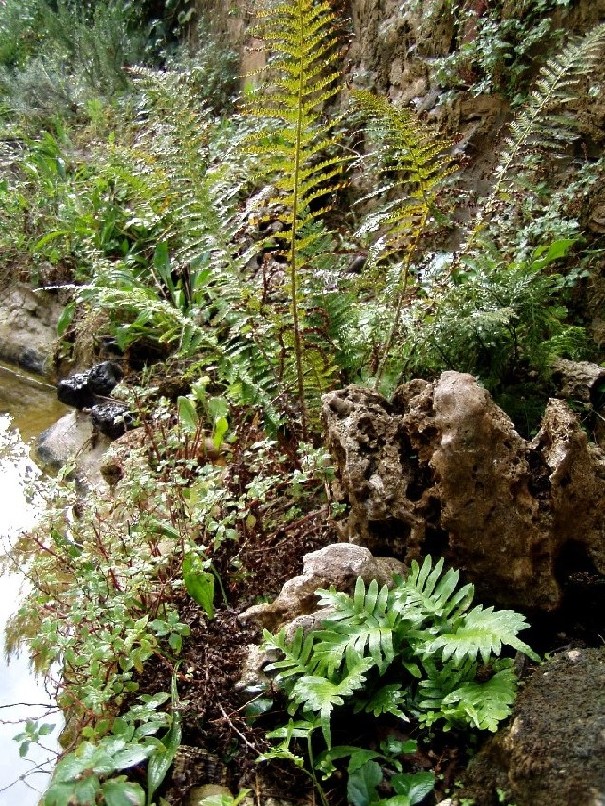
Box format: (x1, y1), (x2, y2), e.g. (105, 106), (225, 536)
(0, 284), (63, 377)
(322, 372), (605, 612)
(460, 648), (605, 806)
(90, 401), (133, 440)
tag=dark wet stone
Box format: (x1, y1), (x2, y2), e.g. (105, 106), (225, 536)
(57, 362), (123, 408)
(88, 361), (123, 396)
(57, 372), (96, 408)
(90, 401), (134, 439)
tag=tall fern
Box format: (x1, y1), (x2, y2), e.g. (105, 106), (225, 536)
(476, 21), (605, 238)
(352, 90), (456, 386)
(245, 0), (348, 436)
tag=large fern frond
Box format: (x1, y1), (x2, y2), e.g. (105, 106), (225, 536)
(391, 556), (475, 625)
(352, 91), (457, 384)
(488, 22), (605, 207)
(313, 578), (398, 676)
(424, 605), (538, 666)
(244, 0), (349, 435)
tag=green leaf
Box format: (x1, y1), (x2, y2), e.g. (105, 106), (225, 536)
(177, 396), (199, 434)
(425, 605), (539, 665)
(101, 778), (146, 806)
(110, 745), (153, 770)
(182, 554), (215, 619)
(290, 659), (372, 747)
(147, 700), (182, 805)
(57, 302), (76, 337)
(347, 760), (383, 806)
(212, 415), (229, 450)
(391, 771), (435, 805)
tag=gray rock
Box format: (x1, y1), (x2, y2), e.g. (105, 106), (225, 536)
(36, 410), (94, 470)
(0, 284), (63, 378)
(239, 543), (405, 632)
(460, 648), (605, 806)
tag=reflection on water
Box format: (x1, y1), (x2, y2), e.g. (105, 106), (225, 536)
(0, 363), (67, 805)
(0, 363), (68, 445)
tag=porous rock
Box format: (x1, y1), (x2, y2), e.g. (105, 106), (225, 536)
(551, 358), (605, 405)
(459, 648), (605, 806)
(322, 372), (605, 611)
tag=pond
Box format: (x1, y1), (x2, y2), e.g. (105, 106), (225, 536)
(0, 362), (68, 805)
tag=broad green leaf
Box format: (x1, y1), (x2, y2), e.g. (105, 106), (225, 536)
(392, 771), (435, 805)
(110, 745), (153, 770)
(57, 302), (76, 337)
(177, 396), (199, 434)
(102, 778), (146, 806)
(347, 760), (383, 806)
(182, 554), (214, 619)
(147, 707), (182, 805)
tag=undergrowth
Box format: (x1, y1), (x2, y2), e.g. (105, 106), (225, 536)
(1, 0), (604, 803)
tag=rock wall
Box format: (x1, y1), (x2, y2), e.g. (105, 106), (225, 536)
(322, 373), (605, 612)
(0, 284), (62, 378)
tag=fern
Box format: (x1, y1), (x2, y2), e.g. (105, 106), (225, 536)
(289, 659), (374, 747)
(489, 22), (605, 209)
(262, 555), (538, 749)
(425, 605), (536, 666)
(313, 578), (398, 676)
(391, 556), (474, 624)
(417, 661), (518, 732)
(245, 0), (349, 436)
(352, 90), (457, 385)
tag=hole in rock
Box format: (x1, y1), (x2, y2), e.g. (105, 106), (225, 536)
(367, 518), (412, 558)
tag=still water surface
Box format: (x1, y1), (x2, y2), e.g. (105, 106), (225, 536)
(0, 362), (68, 804)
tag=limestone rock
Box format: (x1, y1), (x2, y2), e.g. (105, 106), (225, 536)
(551, 358), (605, 406)
(460, 648), (605, 806)
(322, 372), (605, 611)
(239, 543), (405, 632)
(0, 284), (63, 377)
(36, 410), (94, 470)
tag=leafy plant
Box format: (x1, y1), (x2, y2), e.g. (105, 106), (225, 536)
(260, 557), (538, 802)
(352, 90), (457, 386)
(41, 683), (180, 806)
(245, 0), (349, 436)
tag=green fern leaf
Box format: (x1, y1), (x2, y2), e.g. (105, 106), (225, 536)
(263, 628), (315, 687)
(418, 663), (518, 732)
(290, 658), (374, 747)
(353, 683), (408, 720)
(391, 556), (474, 624)
(352, 90), (457, 383)
(244, 0), (349, 435)
(314, 578), (397, 675)
(425, 605), (539, 665)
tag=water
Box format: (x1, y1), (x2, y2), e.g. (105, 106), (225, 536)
(0, 362), (69, 804)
